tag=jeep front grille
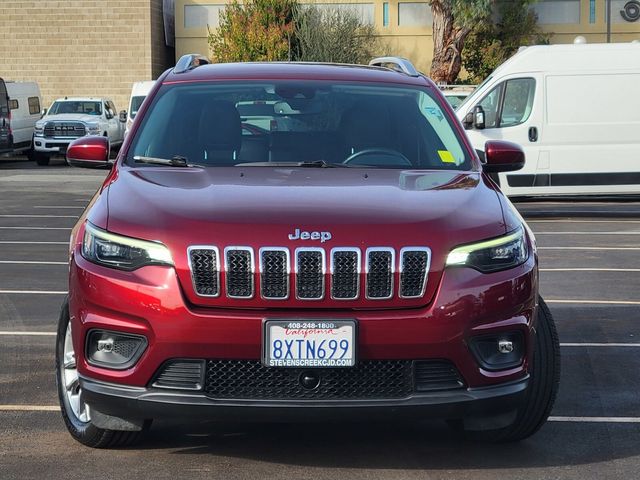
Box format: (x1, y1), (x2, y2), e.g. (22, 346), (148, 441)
(44, 121), (86, 137)
(188, 246), (430, 301)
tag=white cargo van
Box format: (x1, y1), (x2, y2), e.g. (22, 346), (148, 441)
(126, 80), (155, 135)
(456, 42), (640, 197)
(0, 78), (41, 158)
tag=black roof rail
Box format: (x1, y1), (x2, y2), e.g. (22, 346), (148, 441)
(174, 54), (210, 74)
(368, 56), (420, 77)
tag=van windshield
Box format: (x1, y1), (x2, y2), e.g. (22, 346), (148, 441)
(127, 81), (473, 170)
(49, 101), (102, 116)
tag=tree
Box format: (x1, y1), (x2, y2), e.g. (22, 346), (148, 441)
(208, 0), (297, 63)
(428, 0), (493, 84)
(294, 6), (380, 64)
(463, 0), (548, 83)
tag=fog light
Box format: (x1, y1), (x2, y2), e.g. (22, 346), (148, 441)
(86, 329), (147, 370)
(470, 332), (524, 371)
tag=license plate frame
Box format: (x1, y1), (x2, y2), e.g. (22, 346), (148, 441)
(262, 319), (357, 368)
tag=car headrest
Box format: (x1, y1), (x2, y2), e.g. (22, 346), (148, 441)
(198, 100), (242, 153)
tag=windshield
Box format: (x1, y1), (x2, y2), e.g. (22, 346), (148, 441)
(127, 81), (472, 170)
(49, 101), (102, 116)
(457, 76), (492, 112)
(129, 96), (146, 119)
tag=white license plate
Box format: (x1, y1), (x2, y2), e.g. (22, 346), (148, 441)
(263, 320), (356, 368)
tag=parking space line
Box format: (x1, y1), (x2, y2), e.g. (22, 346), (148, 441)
(536, 231), (640, 235)
(0, 261), (67, 265)
(561, 343), (640, 347)
(33, 206), (85, 209)
(541, 268), (640, 272)
(0, 241), (67, 245)
(0, 290), (67, 295)
(549, 416), (640, 423)
(0, 405), (59, 412)
(0, 214), (77, 218)
(0, 331), (56, 336)
(0, 226), (71, 230)
(546, 299), (640, 305)
(538, 247), (640, 251)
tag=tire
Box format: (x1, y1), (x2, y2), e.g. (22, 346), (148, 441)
(451, 296), (561, 442)
(35, 153), (50, 166)
(55, 298), (149, 448)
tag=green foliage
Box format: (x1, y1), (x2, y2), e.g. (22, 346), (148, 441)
(448, 0), (494, 28)
(294, 6), (380, 64)
(463, 0), (549, 83)
(208, 0), (298, 63)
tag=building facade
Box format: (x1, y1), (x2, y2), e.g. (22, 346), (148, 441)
(0, 0), (173, 112)
(176, 0), (640, 74)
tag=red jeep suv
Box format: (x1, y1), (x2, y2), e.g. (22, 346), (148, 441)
(57, 55), (560, 448)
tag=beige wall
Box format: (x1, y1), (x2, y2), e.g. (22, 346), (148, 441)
(0, 0), (172, 112)
(177, 0), (640, 78)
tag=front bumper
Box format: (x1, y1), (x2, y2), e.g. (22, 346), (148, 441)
(33, 136), (77, 154)
(81, 374), (529, 423)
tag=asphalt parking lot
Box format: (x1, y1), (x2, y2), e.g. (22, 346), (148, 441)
(1, 157), (639, 480)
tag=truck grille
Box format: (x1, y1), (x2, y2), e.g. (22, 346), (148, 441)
(197, 359), (464, 400)
(188, 246), (430, 301)
(44, 121), (86, 137)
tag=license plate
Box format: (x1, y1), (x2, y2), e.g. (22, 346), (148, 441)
(263, 320), (356, 368)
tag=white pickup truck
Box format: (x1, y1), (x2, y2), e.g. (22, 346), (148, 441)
(33, 97), (125, 165)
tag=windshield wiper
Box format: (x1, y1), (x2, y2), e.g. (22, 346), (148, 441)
(236, 160), (345, 168)
(133, 155), (191, 167)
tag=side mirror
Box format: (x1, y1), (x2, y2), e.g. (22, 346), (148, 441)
(462, 111), (473, 129)
(105, 109), (114, 120)
(473, 105), (485, 129)
(66, 136), (111, 169)
(483, 140), (525, 173)
(41, 108), (47, 118)
(119, 110), (127, 123)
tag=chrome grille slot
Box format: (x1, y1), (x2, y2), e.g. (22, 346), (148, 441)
(188, 247), (219, 297)
(225, 247), (254, 298)
(331, 248), (360, 299)
(260, 248), (289, 299)
(366, 248), (394, 299)
(295, 248), (325, 300)
(400, 248), (430, 298)
(44, 121), (86, 137)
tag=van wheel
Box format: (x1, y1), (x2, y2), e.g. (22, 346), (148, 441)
(55, 298), (150, 448)
(35, 153), (50, 166)
(450, 297), (560, 442)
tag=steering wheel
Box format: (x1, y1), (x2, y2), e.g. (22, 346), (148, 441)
(342, 148), (412, 167)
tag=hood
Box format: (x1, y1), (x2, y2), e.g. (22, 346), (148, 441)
(40, 113), (101, 124)
(103, 166), (508, 308)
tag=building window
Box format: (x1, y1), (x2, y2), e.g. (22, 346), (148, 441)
(532, 0), (581, 24)
(9, 99), (18, 110)
(184, 4), (225, 28)
(590, 0), (596, 23)
(398, 2), (432, 27)
(28, 97), (40, 115)
(311, 3), (375, 25)
(383, 2), (389, 27)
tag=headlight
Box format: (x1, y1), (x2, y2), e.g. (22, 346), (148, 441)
(445, 227), (528, 273)
(34, 124), (44, 136)
(82, 222), (173, 270)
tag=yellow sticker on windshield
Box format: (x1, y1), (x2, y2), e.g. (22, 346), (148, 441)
(438, 150), (456, 164)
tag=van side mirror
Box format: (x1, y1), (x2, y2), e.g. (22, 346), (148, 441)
(473, 105), (485, 129)
(66, 136), (111, 169)
(119, 110), (127, 123)
(483, 140), (525, 173)
(463, 111), (473, 129)
(41, 108), (47, 118)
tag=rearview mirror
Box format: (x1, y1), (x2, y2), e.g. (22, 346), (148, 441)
(119, 110), (127, 123)
(66, 136), (111, 169)
(483, 140), (525, 173)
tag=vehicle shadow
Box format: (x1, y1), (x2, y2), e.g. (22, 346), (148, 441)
(138, 418), (640, 470)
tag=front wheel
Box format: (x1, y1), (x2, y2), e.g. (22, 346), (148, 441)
(55, 299), (149, 448)
(451, 297), (561, 442)
(34, 152), (50, 166)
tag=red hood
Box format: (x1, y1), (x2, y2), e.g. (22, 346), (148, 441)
(101, 165), (508, 308)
